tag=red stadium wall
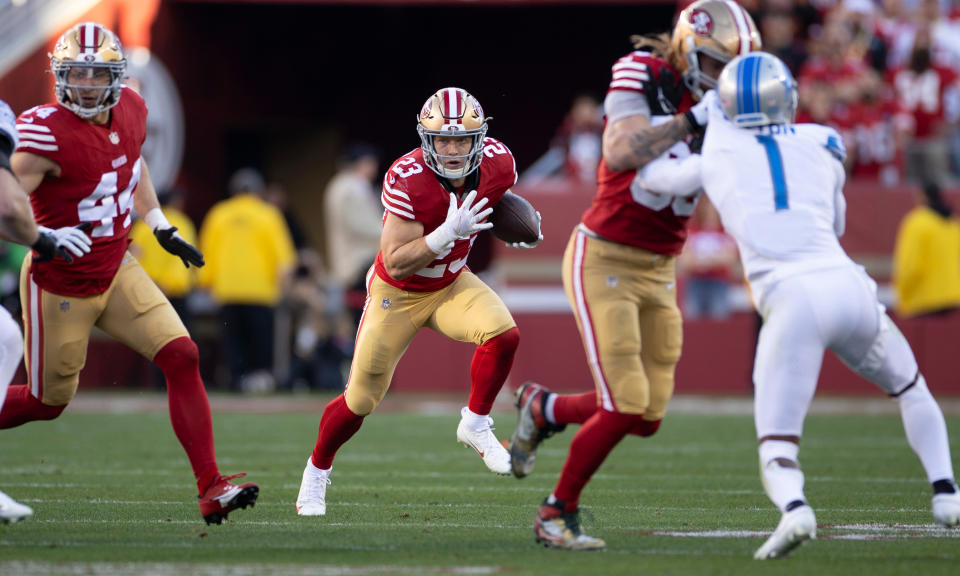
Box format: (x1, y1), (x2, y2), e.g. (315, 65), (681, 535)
(389, 180), (960, 397)
(34, 180), (959, 396)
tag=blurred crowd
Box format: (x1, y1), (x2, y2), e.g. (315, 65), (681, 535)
(746, 0), (960, 187)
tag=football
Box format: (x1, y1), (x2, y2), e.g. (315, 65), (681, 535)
(489, 192), (539, 244)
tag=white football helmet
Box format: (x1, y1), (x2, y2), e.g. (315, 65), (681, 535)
(50, 22), (126, 118)
(417, 87), (488, 180)
(717, 52), (798, 127)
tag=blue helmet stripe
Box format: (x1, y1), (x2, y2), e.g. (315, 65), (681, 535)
(752, 54), (762, 115)
(740, 55), (756, 114)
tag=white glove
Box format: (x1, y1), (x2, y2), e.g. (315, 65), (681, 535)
(687, 89), (715, 129)
(424, 190), (493, 254)
(38, 225), (92, 260)
(506, 211), (543, 249)
(0, 100), (17, 151)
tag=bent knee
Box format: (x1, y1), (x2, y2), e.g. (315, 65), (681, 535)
(629, 418), (662, 437)
(483, 326), (519, 351)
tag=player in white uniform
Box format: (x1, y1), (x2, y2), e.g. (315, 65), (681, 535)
(697, 52), (960, 559)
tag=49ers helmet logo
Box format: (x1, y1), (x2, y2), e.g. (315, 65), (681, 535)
(690, 9), (713, 36)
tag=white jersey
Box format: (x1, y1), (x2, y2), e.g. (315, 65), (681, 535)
(700, 95), (854, 307)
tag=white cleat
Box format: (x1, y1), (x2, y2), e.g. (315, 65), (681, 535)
(296, 458), (331, 516)
(932, 491), (960, 527)
(754, 505), (817, 559)
(0, 490), (33, 524)
(456, 407), (511, 475)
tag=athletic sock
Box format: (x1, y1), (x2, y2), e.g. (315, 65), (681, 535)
(0, 385), (65, 429)
(467, 327), (519, 415)
(553, 410), (638, 509)
(897, 375), (955, 483)
(312, 394), (364, 469)
(154, 337), (219, 493)
(551, 392), (597, 426)
(758, 440), (806, 513)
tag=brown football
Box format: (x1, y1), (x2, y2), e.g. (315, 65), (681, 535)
(490, 192), (539, 244)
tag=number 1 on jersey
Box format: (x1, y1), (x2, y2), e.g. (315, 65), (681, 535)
(755, 135), (788, 211)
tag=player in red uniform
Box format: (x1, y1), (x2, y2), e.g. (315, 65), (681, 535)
(0, 23), (258, 525)
(296, 87), (541, 516)
(510, 0), (760, 549)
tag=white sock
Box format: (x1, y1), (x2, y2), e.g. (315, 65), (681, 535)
(544, 393), (557, 425)
(0, 311), (24, 408)
(898, 375), (955, 483)
(759, 440), (806, 513)
(307, 457), (331, 475)
(461, 407), (490, 430)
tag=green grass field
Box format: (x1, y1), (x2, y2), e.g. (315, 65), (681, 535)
(1, 393), (958, 575)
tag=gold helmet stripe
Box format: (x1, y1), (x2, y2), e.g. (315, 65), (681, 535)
(723, 0), (753, 56)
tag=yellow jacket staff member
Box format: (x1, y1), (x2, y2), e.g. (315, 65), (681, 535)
(198, 174), (296, 305)
(893, 183), (960, 317)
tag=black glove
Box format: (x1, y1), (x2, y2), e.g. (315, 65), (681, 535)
(31, 229), (63, 262)
(155, 226), (205, 268)
(31, 222), (92, 263)
(643, 66), (683, 116)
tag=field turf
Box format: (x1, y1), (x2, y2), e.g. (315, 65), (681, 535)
(1, 393), (958, 575)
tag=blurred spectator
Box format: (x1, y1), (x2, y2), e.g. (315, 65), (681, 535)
(323, 142), (382, 329)
(0, 240), (27, 318)
(678, 199), (740, 320)
(130, 187), (197, 328)
(835, 69), (910, 185)
(519, 94), (603, 185)
(760, 7), (808, 74)
(198, 167), (297, 392)
(890, 25), (960, 185)
(285, 251), (350, 391)
(799, 13), (868, 109)
(265, 181), (309, 252)
(892, 182), (960, 316)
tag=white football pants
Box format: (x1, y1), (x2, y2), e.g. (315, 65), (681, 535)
(753, 265), (917, 439)
(0, 306), (24, 409)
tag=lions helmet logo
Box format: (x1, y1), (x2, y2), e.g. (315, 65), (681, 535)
(690, 9), (713, 36)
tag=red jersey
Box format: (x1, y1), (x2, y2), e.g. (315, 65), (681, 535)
(582, 52), (697, 256)
(376, 138), (517, 292)
(16, 87), (147, 297)
(891, 65), (959, 141)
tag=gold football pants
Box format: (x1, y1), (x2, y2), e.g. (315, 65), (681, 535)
(344, 270), (516, 415)
(561, 228), (682, 418)
(21, 252), (189, 406)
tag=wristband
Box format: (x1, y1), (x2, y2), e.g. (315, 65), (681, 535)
(144, 207), (171, 231)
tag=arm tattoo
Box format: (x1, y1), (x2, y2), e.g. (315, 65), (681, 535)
(626, 115), (691, 168)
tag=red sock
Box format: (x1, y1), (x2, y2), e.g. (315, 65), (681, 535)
(0, 385), (65, 429)
(154, 337), (219, 493)
(553, 410), (641, 510)
(629, 418), (661, 437)
(552, 392), (598, 426)
(468, 327), (519, 415)
(312, 394), (364, 469)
